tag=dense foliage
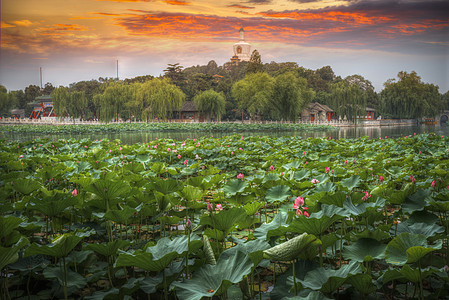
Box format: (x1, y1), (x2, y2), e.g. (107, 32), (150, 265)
(2, 61), (447, 122)
(0, 122), (334, 134)
(1, 133), (448, 299)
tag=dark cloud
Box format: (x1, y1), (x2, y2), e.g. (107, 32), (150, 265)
(105, 0), (448, 56)
(228, 4), (255, 9)
(246, 0), (271, 4)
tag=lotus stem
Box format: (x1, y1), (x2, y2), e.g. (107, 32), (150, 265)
(292, 259), (298, 296)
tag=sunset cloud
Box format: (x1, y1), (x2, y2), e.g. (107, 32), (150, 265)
(36, 24), (89, 36)
(228, 4), (255, 9)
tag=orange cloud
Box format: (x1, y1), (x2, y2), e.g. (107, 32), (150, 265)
(1, 21), (15, 29)
(259, 10), (394, 25)
(36, 24), (89, 36)
(163, 0), (190, 5)
(228, 4), (255, 9)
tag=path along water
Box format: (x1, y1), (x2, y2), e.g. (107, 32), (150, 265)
(1, 124), (448, 144)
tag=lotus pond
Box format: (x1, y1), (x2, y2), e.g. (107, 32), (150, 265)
(1, 133), (449, 300)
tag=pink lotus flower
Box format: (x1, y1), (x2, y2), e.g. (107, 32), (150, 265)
(96, 160), (99, 164)
(296, 209), (303, 216)
(362, 191), (371, 201)
(202, 165), (205, 170)
(419, 151), (422, 154)
(303, 210), (310, 218)
(410, 175), (416, 184)
(239, 147), (243, 151)
(184, 160), (188, 166)
(270, 165), (274, 171)
(167, 148), (171, 152)
(186, 219), (192, 228)
(431, 180), (436, 188)
(207, 202), (213, 212)
(237, 173), (244, 180)
(72, 189), (78, 196)
(19, 155), (23, 158)
(280, 172), (284, 176)
(303, 151), (306, 155)
(215, 204), (223, 211)
(311, 179), (319, 184)
(344, 160), (348, 164)
(231, 151), (234, 155)
(120, 147), (122, 151)
(325, 167), (330, 173)
(177, 154), (181, 159)
(380, 175), (385, 183)
(293, 196), (304, 209)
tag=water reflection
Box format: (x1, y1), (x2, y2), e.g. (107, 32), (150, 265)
(1, 125), (448, 144)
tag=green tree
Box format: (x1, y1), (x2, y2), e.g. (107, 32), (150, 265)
(98, 82), (133, 122)
(231, 72), (274, 121)
(42, 82), (55, 95)
(70, 91), (88, 120)
(329, 81), (366, 124)
(52, 87), (71, 118)
(0, 85), (18, 116)
(24, 85), (42, 117)
(269, 72), (314, 122)
(246, 50), (263, 74)
(193, 89), (226, 122)
(380, 71), (443, 119)
(136, 78), (185, 122)
(70, 80), (103, 119)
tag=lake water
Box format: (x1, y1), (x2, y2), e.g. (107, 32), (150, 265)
(1, 124), (448, 144)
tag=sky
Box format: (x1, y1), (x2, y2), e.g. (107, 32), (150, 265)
(1, 0), (448, 93)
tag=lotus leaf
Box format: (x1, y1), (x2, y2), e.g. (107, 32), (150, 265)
(298, 261), (362, 294)
(12, 178), (42, 195)
(263, 233), (319, 261)
(25, 233), (84, 258)
(266, 185), (291, 203)
(346, 274), (377, 295)
(84, 239), (130, 257)
(340, 175), (361, 190)
(172, 250), (253, 300)
(0, 236), (29, 270)
(342, 238), (386, 262)
(254, 211), (290, 240)
(200, 207), (246, 233)
(385, 233), (443, 265)
(223, 179), (248, 196)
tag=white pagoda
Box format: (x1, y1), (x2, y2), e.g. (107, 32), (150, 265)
(231, 27), (251, 63)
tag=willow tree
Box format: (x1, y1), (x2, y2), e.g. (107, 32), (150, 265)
(329, 81), (366, 124)
(380, 71), (442, 119)
(193, 89), (226, 122)
(231, 72), (274, 121)
(136, 78), (185, 122)
(268, 72), (314, 122)
(52, 87), (71, 118)
(98, 82), (133, 122)
(70, 91), (88, 120)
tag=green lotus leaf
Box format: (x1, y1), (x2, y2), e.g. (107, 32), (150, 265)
(402, 189), (430, 214)
(266, 185), (291, 203)
(340, 175), (361, 190)
(263, 233), (319, 261)
(104, 206), (136, 224)
(385, 233), (442, 265)
(178, 185), (203, 202)
(355, 228), (390, 241)
(427, 200), (449, 213)
(116, 234), (201, 272)
(346, 274), (377, 295)
(29, 192), (78, 218)
(203, 235), (216, 265)
(25, 233), (83, 258)
(394, 222), (444, 237)
(222, 238), (270, 266)
(399, 265), (439, 283)
(0, 215), (23, 246)
(200, 208), (246, 233)
(223, 179), (248, 196)
(315, 182), (336, 193)
(43, 266), (87, 290)
(0, 236), (29, 270)
(318, 191), (346, 207)
(254, 211), (290, 240)
(293, 169), (311, 181)
(84, 239), (130, 257)
(342, 238), (386, 262)
(298, 261), (362, 294)
(262, 173), (280, 184)
(242, 201), (264, 215)
(13, 178), (42, 195)
(85, 179), (131, 208)
(379, 268), (406, 284)
(148, 178), (183, 195)
(172, 250), (253, 300)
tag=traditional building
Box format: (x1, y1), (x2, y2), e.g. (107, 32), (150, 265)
(231, 27), (251, 63)
(301, 102), (335, 122)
